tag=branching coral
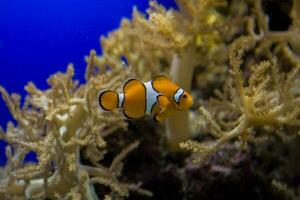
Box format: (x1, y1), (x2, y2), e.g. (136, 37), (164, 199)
(246, 0), (300, 60)
(128, 0), (231, 148)
(1, 0), (300, 199)
(180, 0), (300, 167)
(0, 59), (150, 199)
(271, 179), (299, 200)
(90, 0), (247, 149)
(79, 1), (300, 154)
(181, 35), (300, 164)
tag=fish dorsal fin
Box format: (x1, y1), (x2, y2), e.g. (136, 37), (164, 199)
(152, 75), (179, 96)
(153, 75), (174, 87)
(123, 78), (143, 93)
(153, 75), (171, 83)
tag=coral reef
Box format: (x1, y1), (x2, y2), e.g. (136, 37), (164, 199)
(1, 0), (300, 199)
(0, 64), (147, 199)
(181, 35), (300, 164)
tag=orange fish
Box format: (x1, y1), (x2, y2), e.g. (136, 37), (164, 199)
(98, 75), (193, 122)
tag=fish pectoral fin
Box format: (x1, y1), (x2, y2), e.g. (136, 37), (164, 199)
(157, 95), (171, 109)
(153, 108), (170, 122)
(153, 113), (167, 122)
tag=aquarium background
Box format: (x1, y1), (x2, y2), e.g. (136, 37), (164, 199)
(0, 0), (176, 165)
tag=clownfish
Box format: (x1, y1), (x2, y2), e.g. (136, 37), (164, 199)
(98, 75), (193, 122)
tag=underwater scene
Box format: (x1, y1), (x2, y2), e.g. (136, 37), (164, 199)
(0, 0), (300, 199)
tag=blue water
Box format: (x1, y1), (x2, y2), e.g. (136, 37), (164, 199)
(0, 0), (177, 166)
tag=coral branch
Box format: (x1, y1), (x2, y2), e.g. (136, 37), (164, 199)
(0, 64), (140, 199)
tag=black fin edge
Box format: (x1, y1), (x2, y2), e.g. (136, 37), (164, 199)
(153, 114), (160, 123)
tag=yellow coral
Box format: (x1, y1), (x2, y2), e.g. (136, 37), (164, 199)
(1, 0), (300, 199)
(0, 60), (148, 199)
(181, 36), (300, 165)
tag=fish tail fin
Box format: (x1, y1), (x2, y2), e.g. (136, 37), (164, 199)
(98, 90), (119, 111)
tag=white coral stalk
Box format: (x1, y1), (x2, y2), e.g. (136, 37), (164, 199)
(166, 48), (197, 150)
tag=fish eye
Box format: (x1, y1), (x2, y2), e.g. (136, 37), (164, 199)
(182, 94), (187, 98)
